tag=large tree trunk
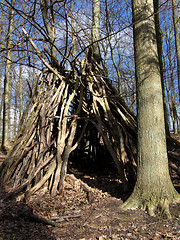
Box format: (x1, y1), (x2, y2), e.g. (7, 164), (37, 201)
(122, 0), (180, 218)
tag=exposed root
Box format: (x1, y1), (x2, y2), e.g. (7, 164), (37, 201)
(121, 193), (180, 219)
(146, 203), (156, 217)
(121, 194), (140, 210)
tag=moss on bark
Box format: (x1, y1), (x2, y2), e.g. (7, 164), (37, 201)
(121, 178), (180, 218)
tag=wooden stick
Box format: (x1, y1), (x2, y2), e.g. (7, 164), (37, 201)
(52, 214), (81, 221)
(17, 212), (61, 227)
(22, 28), (64, 82)
(169, 163), (180, 176)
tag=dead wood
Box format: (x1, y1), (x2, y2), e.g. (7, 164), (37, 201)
(17, 212), (61, 227)
(169, 163), (180, 176)
(167, 135), (180, 148)
(52, 214), (81, 222)
(0, 208), (61, 227)
(0, 30), (138, 198)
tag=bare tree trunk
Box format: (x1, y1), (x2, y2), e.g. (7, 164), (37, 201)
(163, 53), (172, 131)
(0, 57), (5, 139)
(162, 9), (178, 133)
(172, 0), (180, 101)
(166, 8), (178, 133)
(2, 0), (15, 148)
(18, 1), (26, 122)
(122, 0), (180, 218)
(0, 1), (5, 136)
(70, 0), (76, 61)
(153, 0), (170, 136)
(13, 70), (17, 137)
(104, 0), (122, 94)
(92, 0), (101, 63)
(40, 0), (57, 68)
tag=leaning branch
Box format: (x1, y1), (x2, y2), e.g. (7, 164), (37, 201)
(22, 28), (64, 82)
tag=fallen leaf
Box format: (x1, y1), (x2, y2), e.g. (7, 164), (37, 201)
(153, 236), (160, 240)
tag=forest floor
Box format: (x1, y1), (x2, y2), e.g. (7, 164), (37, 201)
(0, 134), (179, 240)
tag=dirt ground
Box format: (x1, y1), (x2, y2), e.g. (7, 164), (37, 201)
(0, 135), (179, 240)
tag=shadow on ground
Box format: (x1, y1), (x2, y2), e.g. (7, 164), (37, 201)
(0, 191), (56, 240)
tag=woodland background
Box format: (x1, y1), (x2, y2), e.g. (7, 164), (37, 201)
(0, 1), (179, 239)
(0, 0), (179, 142)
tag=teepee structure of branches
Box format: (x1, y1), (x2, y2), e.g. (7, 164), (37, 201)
(0, 29), (137, 199)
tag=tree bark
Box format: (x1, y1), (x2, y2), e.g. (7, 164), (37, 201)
(162, 9), (178, 133)
(70, 0), (76, 61)
(0, 1), (5, 135)
(92, 0), (101, 63)
(122, 0), (180, 218)
(13, 71), (17, 137)
(172, 0), (180, 101)
(40, 0), (57, 69)
(18, 0), (26, 122)
(2, 0), (15, 148)
(166, 8), (178, 133)
(153, 0), (170, 136)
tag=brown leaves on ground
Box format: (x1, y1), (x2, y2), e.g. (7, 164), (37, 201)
(0, 169), (179, 240)
(0, 134), (179, 239)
